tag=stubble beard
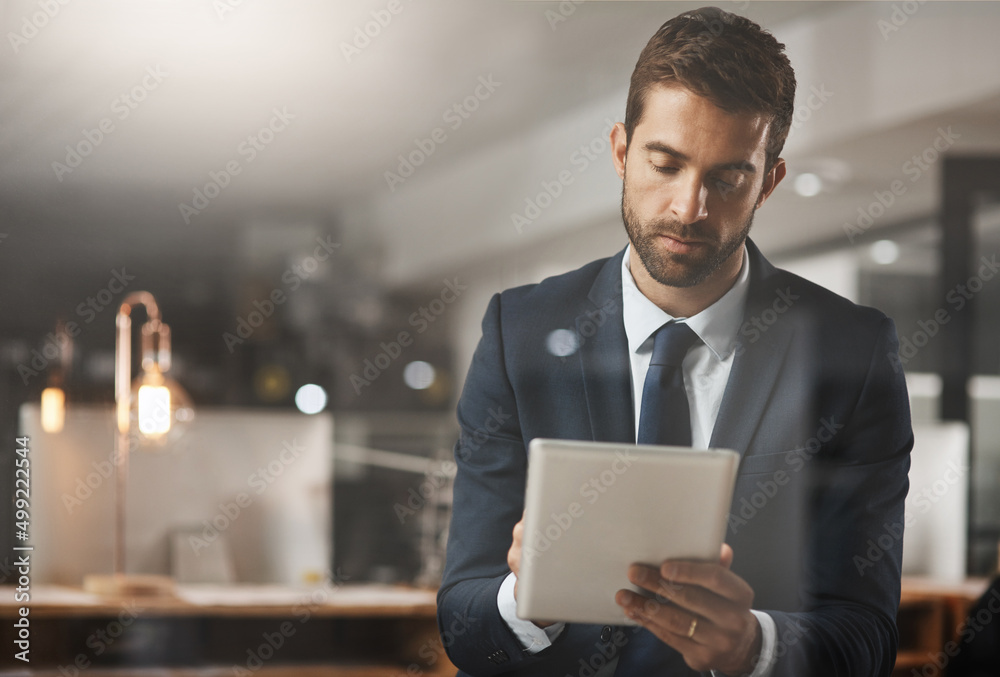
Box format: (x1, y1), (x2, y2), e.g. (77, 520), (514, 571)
(620, 175), (755, 289)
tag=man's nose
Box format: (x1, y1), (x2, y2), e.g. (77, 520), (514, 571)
(669, 176), (709, 224)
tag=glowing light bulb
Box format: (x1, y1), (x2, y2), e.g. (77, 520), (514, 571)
(41, 387), (66, 433)
(137, 384), (171, 435)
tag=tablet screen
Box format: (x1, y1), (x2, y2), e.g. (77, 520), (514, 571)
(517, 438), (739, 625)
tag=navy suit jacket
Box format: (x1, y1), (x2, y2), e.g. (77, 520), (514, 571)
(438, 241), (912, 676)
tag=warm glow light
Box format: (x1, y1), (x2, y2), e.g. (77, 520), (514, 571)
(41, 387), (66, 433)
(138, 384), (171, 435)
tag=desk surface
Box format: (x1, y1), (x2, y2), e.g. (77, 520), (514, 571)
(0, 583), (439, 618)
(899, 575), (991, 602)
(4, 578), (990, 617)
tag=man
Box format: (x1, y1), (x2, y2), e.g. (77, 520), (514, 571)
(438, 7), (912, 677)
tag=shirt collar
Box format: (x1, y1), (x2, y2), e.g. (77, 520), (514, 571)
(621, 243), (750, 360)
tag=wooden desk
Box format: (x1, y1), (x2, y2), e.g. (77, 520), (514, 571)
(6, 579), (991, 675)
(1, 584), (455, 676)
(894, 576), (991, 676)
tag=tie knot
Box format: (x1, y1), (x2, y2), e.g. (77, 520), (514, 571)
(649, 322), (700, 367)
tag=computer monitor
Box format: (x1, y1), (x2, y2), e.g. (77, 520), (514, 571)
(21, 404), (332, 586)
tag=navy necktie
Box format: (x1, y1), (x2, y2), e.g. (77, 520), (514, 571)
(619, 322), (701, 674)
(636, 322), (700, 446)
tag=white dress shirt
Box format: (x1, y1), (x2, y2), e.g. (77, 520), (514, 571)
(498, 246), (777, 677)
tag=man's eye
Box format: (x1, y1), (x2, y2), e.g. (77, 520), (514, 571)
(712, 175), (742, 193)
(653, 165), (678, 175)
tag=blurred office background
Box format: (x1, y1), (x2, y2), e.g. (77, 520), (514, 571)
(1, 0), (1000, 614)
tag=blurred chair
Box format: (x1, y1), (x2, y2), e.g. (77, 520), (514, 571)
(903, 422), (970, 582)
(946, 572), (1000, 677)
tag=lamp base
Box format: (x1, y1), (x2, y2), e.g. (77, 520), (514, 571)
(83, 574), (176, 598)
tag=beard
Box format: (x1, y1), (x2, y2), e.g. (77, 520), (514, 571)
(621, 178), (755, 289)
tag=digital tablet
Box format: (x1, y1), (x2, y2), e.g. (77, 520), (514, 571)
(516, 438), (739, 625)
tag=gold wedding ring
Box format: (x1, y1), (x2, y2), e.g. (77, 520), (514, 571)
(687, 618), (698, 639)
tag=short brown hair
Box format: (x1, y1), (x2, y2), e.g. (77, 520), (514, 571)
(624, 6), (796, 172)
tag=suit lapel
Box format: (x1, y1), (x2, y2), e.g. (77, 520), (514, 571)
(577, 250), (634, 444)
(710, 241), (796, 456)
(576, 242), (797, 453)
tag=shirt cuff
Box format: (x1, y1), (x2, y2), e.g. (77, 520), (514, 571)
(711, 610), (777, 677)
(497, 572), (566, 653)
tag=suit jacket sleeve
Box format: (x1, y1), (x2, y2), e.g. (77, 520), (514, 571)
(437, 292), (541, 674)
(767, 315), (912, 677)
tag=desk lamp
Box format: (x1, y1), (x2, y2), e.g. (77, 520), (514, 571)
(84, 291), (194, 597)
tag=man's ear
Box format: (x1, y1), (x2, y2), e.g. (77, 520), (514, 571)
(610, 122), (628, 180)
(756, 158), (786, 209)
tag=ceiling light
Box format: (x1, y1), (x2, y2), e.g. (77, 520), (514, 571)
(295, 384), (328, 414)
(870, 240), (900, 265)
(794, 172), (823, 197)
(403, 361), (436, 390)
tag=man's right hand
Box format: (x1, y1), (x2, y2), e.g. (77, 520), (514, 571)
(506, 513), (554, 628)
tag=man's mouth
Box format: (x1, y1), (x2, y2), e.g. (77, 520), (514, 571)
(656, 234), (705, 254)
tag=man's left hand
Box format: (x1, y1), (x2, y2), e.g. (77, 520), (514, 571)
(615, 544), (762, 676)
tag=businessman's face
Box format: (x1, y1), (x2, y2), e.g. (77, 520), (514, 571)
(611, 85), (785, 291)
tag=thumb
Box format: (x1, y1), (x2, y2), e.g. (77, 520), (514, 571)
(720, 543), (734, 569)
